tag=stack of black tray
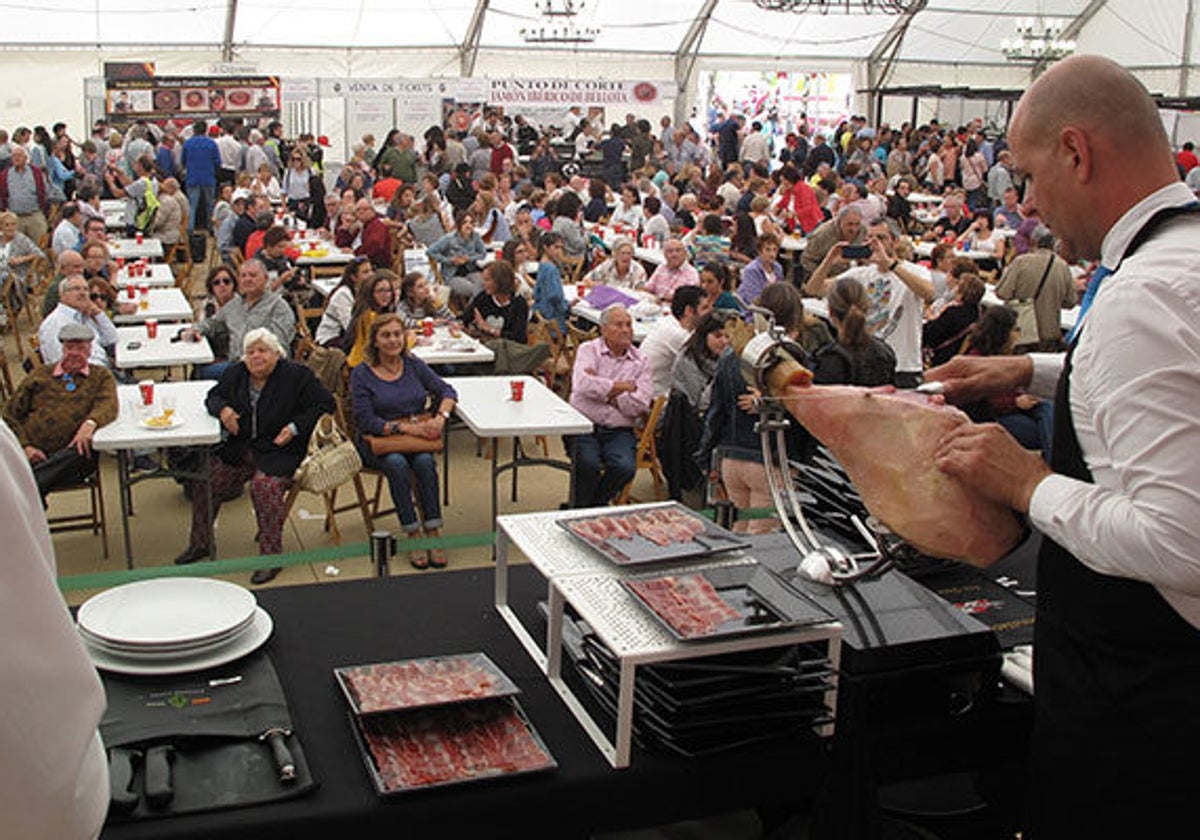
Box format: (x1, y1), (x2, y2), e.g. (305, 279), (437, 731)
(543, 604), (837, 758)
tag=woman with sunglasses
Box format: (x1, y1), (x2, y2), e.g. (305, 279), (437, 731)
(314, 257), (372, 348)
(345, 269), (398, 367)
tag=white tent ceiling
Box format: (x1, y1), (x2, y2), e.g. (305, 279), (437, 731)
(3, 0), (1195, 84)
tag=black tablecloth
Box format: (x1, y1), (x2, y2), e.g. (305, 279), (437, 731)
(100, 566), (833, 840)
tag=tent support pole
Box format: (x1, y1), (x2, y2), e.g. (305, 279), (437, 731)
(221, 0), (238, 62)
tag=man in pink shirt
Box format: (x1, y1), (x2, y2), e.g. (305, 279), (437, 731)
(569, 305), (653, 507)
(642, 238), (700, 301)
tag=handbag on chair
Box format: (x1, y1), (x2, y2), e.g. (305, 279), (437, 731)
(293, 413), (362, 494)
(363, 424), (444, 455)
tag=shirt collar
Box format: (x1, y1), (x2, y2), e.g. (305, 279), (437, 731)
(599, 339), (636, 360)
(54, 362), (89, 378)
(1100, 181), (1195, 268)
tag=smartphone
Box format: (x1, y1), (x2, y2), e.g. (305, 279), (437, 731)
(842, 244), (872, 260)
(126, 341), (141, 350)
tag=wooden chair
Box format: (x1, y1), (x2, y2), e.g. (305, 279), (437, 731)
(0, 343), (14, 399)
(616, 394), (668, 505)
(561, 253), (586, 284)
(46, 466), (109, 559)
(527, 314), (571, 396)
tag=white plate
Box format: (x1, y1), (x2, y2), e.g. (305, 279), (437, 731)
(83, 607), (273, 675)
(137, 415), (185, 430)
(78, 577), (257, 647)
(78, 611), (257, 657)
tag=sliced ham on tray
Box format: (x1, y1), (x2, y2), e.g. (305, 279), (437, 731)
(627, 574), (743, 639)
(341, 655), (514, 714)
(361, 701), (553, 791)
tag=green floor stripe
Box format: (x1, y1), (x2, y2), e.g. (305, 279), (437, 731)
(58, 531), (497, 592)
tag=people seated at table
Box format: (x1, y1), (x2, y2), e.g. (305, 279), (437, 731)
(583, 235), (646, 291)
(699, 261), (742, 314)
(924, 194), (972, 240)
(736, 233), (783, 306)
(657, 310), (736, 501)
(994, 225), (1078, 352)
(684, 213), (732, 269)
(350, 314), (457, 569)
(39, 274), (118, 369)
(174, 328), (334, 583)
(921, 272), (985, 368)
(958, 305), (1053, 460)
(697, 283), (813, 533)
(462, 260), (548, 374)
(640, 285), (706, 397)
(3, 322), (117, 498)
(957, 212), (1005, 263)
(189, 258), (296, 378)
(583, 179), (609, 224)
(397, 270), (453, 328)
(254, 225), (300, 292)
(550, 190), (588, 261)
(345, 269), (399, 366)
(643, 237), (700, 301)
(532, 232), (573, 331)
(51, 201), (83, 256)
(335, 198), (393, 270)
(474, 189), (510, 245)
(568, 305), (653, 508)
(806, 218), (933, 388)
(641, 196), (670, 244)
(428, 210), (487, 308)
(811, 275), (897, 386)
(0, 208), (43, 316)
(311, 258), (368, 348)
(799, 207), (863, 283)
(993, 186), (1023, 230)
(85, 275), (131, 320)
(609, 184), (644, 231)
(407, 192), (449, 247)
(251, 163), (282, 203)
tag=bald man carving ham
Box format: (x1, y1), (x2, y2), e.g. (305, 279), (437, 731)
(922, 55), (1200, 837)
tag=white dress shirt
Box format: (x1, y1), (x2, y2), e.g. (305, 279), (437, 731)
(639, 313), (690, 396)
(0, 419), (108, 840)
(1027, 181), (1200, 628)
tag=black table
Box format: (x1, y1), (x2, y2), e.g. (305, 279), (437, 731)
(101, 566), (834, 840)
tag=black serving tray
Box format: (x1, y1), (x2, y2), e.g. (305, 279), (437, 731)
(558, 502), (749, 565)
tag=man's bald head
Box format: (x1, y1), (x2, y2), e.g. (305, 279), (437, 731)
(1012, 55), (1170, 164)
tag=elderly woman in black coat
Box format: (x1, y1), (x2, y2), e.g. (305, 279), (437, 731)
(174, 327), (334, 584)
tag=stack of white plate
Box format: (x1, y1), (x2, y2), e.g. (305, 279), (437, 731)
(77, 577), (273, 675)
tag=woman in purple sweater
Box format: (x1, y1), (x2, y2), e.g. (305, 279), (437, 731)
(351, 313), (457, 568)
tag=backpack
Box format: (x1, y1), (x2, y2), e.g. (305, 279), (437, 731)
(134, 176), (159, 233)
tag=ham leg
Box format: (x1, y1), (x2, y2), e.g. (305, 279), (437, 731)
(777, 382), (1023, 566)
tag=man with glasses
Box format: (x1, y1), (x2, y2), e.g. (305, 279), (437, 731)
(185, 259), (295, 378)
(38, 274), (119, 369)
(3, 321), (117, 497)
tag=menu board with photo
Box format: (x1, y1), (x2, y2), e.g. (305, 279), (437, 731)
(106, 76), (282, 127)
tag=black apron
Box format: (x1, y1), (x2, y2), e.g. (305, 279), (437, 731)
(1028, 205), (1200, 837)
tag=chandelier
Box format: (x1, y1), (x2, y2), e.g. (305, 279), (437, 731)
(521, 0), (600, 43)
(752, 0), (915, 13)
(1001, 17), (1076, 63)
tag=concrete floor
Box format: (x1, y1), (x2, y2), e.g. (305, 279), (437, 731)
(0, 263), (664, 606)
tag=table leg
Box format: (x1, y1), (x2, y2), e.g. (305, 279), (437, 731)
(615, 660), (636, 768)
(201, 445), (217, 560)
(116, 451), (135, 568)
(546, 583), (564, 679)
(511, 437), (520, 502)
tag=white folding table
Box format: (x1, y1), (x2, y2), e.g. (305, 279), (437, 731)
(92, 381), (221, 566)
(112, 288), (194, 324)
(444, 375), (592, 521)
(114, 324), (214, 371)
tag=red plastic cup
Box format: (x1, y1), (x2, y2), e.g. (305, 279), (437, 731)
(422, 318), (434, 337)
(138, 284), (149, 298)
(138, 380), (154, 406)
(136, 231), (144, 244)
(577, 283), (586, 298)
(126, 283), (136, 299)
(510, 380), (524, 402)
(146, 319), (158, 339)
(116, 257), (125, 270)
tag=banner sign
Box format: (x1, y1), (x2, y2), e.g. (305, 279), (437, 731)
(106, 75), (281, 125)
(318, 77), (675, 108)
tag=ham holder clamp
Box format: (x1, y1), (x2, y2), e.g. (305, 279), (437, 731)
(738, 307), (897, 587)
